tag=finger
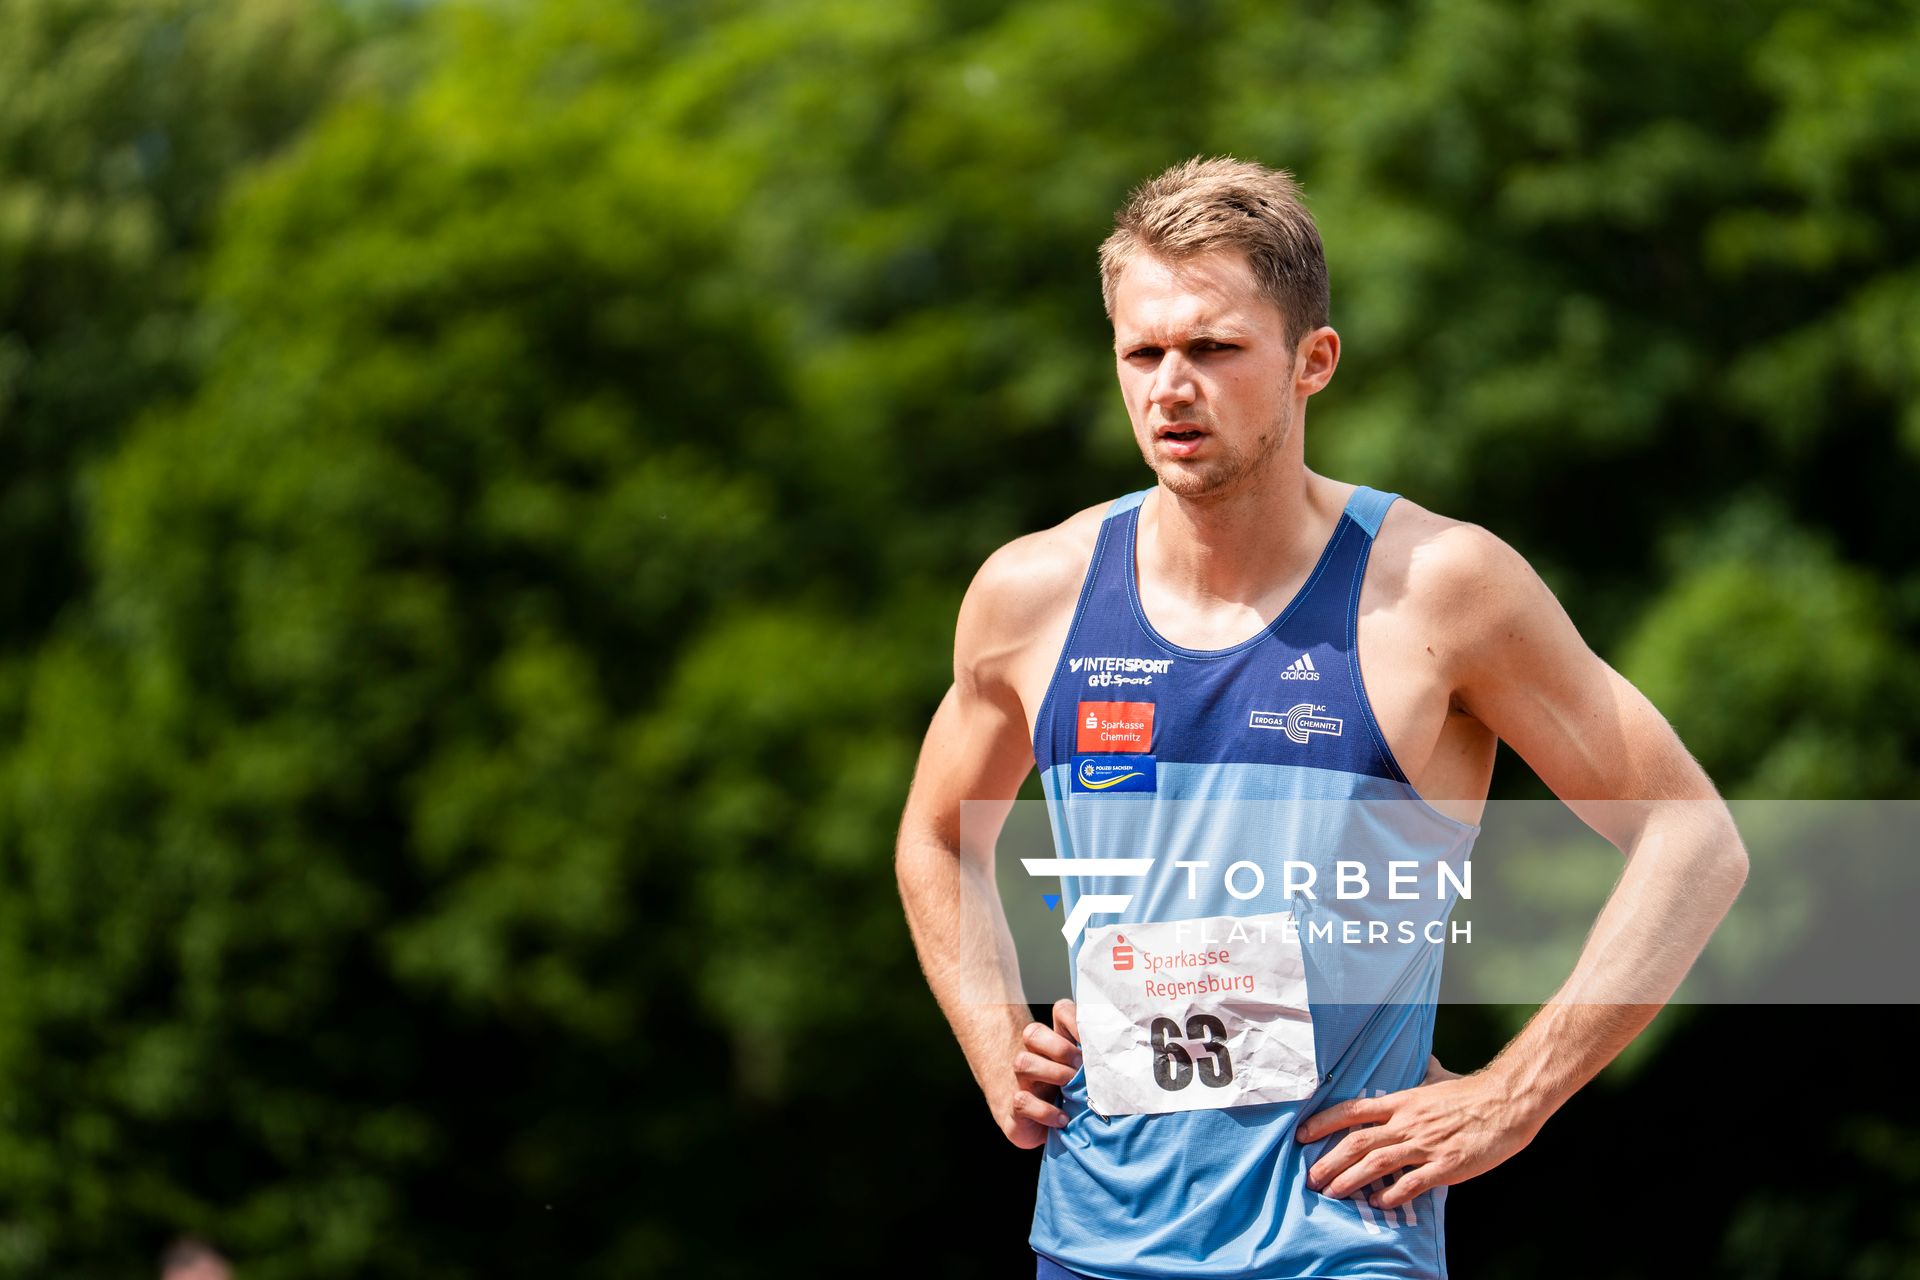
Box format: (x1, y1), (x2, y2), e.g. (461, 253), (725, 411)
(1306, 1124), (1401, 1192)
(1011, 1087), (1069, 1130)
(1321, 1143), (1421, 1203)
(1295, 1093), (1394, 1143)
(1001, 1113), (1048, 1150)
(1004, 1126), (1047, 1151)
(1013, 1049), (1080, 1089)
(1371, 1167), (1436, 1209)
(1023, 1020), (1083, 1070)
(1308, 1118), (1413, 1189)
(1053, 997), (1080, 1045)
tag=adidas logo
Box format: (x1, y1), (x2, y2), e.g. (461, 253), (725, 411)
(1279, 652), (1321, 681)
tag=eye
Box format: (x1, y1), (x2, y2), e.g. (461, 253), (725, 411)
(1196, 341), (1235, 353)
(1125, 346), (1162, 361)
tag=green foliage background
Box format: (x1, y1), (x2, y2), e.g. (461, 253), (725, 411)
(1, 0), (1917, 1275)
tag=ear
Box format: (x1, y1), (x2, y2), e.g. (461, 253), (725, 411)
(1296, 326), (1340, 396)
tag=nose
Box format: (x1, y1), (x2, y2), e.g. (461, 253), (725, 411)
(1148, 349), (1196, 412)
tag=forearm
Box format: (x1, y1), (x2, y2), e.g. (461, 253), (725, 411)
(896, 833), (1032, 1117)
(1487, 803), (1748, 1121)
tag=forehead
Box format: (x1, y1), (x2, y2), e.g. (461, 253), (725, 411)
(1111, 249), (1279, 344)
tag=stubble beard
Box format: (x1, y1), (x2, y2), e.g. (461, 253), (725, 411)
(1146, 400), (1294, 502)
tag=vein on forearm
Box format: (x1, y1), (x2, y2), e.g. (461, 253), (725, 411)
(899, 836), (1031, 1098)
(1495, 804), (1747, 1112)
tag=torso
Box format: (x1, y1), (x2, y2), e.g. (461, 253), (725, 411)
(1018, 479), (1481, 1276)
(1004, 481), (1495, 825)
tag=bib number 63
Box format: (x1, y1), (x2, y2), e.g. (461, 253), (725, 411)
(1149, 1014), (1234, 1091)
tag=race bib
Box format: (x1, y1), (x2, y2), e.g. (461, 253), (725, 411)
(1076, 911), (1320, 1117)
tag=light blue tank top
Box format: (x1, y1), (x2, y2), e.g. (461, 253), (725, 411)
(1028, 484), (1480, 1280)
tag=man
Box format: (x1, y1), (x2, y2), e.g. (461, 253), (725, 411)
(894, 155), (1747, 1278)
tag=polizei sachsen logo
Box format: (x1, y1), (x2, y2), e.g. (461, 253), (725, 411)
(1072, 756), (1158, 793)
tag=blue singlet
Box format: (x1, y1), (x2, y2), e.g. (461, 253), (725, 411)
(1026, 484), (1480, 1280)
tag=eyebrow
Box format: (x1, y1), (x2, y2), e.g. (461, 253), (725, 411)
(1114, 328), (1252, 352)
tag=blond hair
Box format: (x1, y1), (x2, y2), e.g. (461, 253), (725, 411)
(1099, 155), (1330, 348)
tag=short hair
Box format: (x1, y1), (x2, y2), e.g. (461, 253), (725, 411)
(1099, 155), (1330, 349)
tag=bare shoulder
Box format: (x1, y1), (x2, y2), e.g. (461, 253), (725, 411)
(958, 499), (1108, 647)
(955, 498), (1111, 689)
(1371, 493), (1586, 692)
(1373, 496), (1540, 619)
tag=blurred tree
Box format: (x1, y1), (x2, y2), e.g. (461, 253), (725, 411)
(0, 0), (378, 659)
(5, 2), (980, 1274)
(1, 0), (1916, 1275)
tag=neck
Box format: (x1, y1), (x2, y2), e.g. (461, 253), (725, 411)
(1138, 462), (1341, 613)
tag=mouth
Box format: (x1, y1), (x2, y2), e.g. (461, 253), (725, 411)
(1155, 422), (1208, 457)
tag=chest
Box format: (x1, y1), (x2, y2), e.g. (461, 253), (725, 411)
(1030, 591), (1444, 766)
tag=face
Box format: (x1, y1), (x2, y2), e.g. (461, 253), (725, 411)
(1110, 248), (1332, 499)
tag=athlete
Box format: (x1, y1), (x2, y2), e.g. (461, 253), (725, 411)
(894, 155), (1748, 1279)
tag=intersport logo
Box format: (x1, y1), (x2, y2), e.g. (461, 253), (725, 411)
(1071, 654), (1171, 688)
(1069, 656), (1173, 675)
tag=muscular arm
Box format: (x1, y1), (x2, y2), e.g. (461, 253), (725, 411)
(1302, 522), (1749, 1204)
(895, 529), (1086, 1147)
(1448, 524), (1749, 1104)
